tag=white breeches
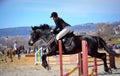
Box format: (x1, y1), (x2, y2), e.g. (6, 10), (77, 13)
(56, 26), (72, 40)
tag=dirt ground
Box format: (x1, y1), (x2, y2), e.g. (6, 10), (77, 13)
(0, 55), (120, 76)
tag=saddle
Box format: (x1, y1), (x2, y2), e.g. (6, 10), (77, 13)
(47, 32), (75, 54)
(62, 32), (75, 47)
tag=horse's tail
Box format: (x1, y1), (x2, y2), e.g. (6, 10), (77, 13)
(98, 37), (118, 56)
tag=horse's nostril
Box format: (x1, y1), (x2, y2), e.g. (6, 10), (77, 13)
(28, 40), (34, 46)
(30, 40), (33, 44)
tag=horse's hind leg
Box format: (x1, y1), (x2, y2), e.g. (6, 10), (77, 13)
(109, 55), (117, 69)
(89, 52), (111, 73)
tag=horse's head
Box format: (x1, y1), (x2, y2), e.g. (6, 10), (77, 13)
(28, 24), (52, 46)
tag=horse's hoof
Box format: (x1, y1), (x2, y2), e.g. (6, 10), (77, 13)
(35, 63), (38, 65)
(43, 64), (51, 70)
(105, 68), (112, 74)
(108, 68), (112, 74)
(46, 65), (51, 70)
(113, 66), (117, 69)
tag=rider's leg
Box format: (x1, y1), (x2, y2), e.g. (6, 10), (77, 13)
(56, 26), (71, 40)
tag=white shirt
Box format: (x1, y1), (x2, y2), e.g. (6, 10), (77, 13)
(14, 43), (17, 50)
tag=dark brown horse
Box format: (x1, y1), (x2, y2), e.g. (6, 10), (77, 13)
(28, 24), (119, 73)
(7, 48), (14, 62)
(7, 46), (24, 61)
(0, 48), (14, 62)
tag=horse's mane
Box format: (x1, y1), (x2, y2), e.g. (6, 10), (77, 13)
(32, 24), (52, 31)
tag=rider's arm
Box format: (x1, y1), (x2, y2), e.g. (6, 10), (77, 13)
(52, 18), (60, 34)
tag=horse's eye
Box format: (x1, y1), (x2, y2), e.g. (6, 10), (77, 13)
(30, 33), (32, 36)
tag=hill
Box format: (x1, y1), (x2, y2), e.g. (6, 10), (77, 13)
(0, 21), (120, 37)
(72, 23), (97, 32)
(0, 23), (98, 37)
(0, 27), (31, 37)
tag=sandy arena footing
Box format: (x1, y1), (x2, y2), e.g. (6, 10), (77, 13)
(0, 55), (120, 76)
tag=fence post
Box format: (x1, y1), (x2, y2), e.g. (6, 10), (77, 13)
(82, 40), (88, 76)
(94, 58), (98, 76)
(78, 53), (82, 76)
(59, 40), (63, 76)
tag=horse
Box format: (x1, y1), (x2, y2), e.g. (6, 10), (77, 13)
(28, 24), (118, 73)
(7, 48), (14, 62)
(7, 46), (24, 61)
(0, 49), (8, 62)
(0, 48), (14, 62)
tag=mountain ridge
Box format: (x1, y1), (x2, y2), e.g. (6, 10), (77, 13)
(0, 21), (120, 37)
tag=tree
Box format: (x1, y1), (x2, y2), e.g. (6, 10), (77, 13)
(97, 23), (115, 39)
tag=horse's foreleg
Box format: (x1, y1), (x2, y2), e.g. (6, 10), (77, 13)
(42, 55), (50, 70)
(42, 55), (48, 67)
(10, 54), (13, 62)
(5, 55), (7, 63)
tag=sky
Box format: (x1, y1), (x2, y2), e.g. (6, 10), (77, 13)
(0, 0), (120, 29)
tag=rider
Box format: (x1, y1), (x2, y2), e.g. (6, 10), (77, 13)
(13, 41), (18, 55)
(50, 12), (72, 41)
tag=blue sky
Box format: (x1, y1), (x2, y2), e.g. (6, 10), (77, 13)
(0, 0), (120, 29)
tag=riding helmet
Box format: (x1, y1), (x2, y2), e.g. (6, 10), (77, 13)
(50, 12), (58, 18)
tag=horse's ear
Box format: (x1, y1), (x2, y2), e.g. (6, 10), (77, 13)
(31, 26), (34, 31)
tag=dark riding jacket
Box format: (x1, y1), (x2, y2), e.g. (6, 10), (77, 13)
(53, 17), (70, 34)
